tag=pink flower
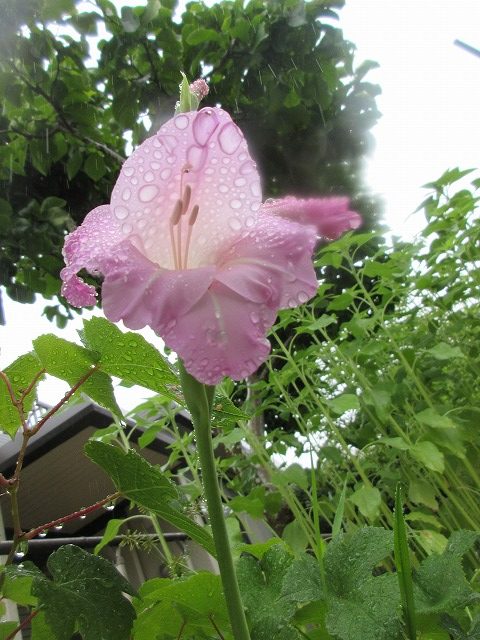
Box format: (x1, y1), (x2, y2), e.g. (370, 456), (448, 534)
(61, 108), (361, 384)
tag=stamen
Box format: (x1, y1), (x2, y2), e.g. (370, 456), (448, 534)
(184, 204), (200, 269)
(182, 184), (192, 215)
(169, 199), (183, 269)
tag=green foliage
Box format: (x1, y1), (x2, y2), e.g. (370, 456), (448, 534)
(0, 352), (44, 436)
(31, 545), (136, 640)
(85, 440), (216, 556)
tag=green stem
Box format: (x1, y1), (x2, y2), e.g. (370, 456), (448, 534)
(179, 362), (251, 640)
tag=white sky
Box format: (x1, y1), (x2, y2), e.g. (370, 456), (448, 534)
(1, 0), (479, 410)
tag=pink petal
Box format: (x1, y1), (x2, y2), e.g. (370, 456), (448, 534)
(110, 107), (262, 269)
(60, 205), (121, 307)
(261, 196), (361, 239)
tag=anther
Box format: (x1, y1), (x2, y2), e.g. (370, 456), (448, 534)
(170, 199), (183, 226)
(188, 204), (199, 226)
(182, 185), (192, 215)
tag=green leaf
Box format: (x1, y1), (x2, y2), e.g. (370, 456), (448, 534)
(414, 530), (480, 615)
(237, 546), (299, 640)
(0, 352), (45, 437)
(85, 441), (177, 507)
(94, 517), (125, 555)
(282, 519), (309, 555)
(427, 342), (464, 360)
(66, 149), (83, 180)
(120, 6), (140, 32)
(0, 623), (18, 639)
(332, 480), (348, 539)
(394, 485), (417, 640)
(410, 441), (444, 473)
(280, 552), (323, 604)
(327, 393), (360, 415)
(82, 317), (178, 399)
(186, 28), (219, 45)
(85, 441), (215, 556)
(409, 480), (438, 511)
(33, 334), (122, 419)
(271, 463), (307, 491)
(229, 487), (265, 519)
(2, 561), (43, 606)
(415, 408), (456, 429)
(83, 153), (107, 181)
(349, 485), (382, 521)
(210, 393), (250, 428)
(135, 573), (230, 639)
(325, 528), (401, 640)
(32, 545), (136, 640)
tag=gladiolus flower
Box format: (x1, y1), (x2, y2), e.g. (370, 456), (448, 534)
(61, 107), (360, 384)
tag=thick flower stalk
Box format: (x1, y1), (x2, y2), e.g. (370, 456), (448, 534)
(61, 106), (360, 384)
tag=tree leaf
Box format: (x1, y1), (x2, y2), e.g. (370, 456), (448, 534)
(81, 317), (178, 400)
(349, 485), (382, 521)
(32, 545), (136, 640)
(0, 352), (45, 437)
(33, 334), (122, 419)
(410, 441), (444, 473)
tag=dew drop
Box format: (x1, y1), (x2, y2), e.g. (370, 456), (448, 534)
(288, 298), (297, 308)
(38, 530), (47, 538)
(229, 217), (242, 231)
(139, 185), (159, 202)
(144, 170), (154, 182)
(54, 524), (63, 531)
(245, 216), (255, 227)
(218, 121), (242, 154)
(250, 311), (260, 323)
(251, 181), (261, 197)
(219, 184), (228, 193)
(122, 188), (131, 201)
(122, 223), (133, 234)
(160, 168), (171, 180)
(150, 161), (161, 170)
(298, 290), (309, 303)
(15, 551), (25, 559)
(114, 206), (129, 220)
(123, 166), (134, 177)
(230, 199), (242, 210)
(251, 202), (261, 212)
(234, 177), (247, 187)
(174, 114), (189, 129)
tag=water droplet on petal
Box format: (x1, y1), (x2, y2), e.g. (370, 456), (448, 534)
(219, 184), (228, 193)
(298, 291), (309, 303)
(251, 202), (261, 212)
(122, 223), (133, 234)
(240, 161), (255, 175)
(251, 181), (261, 197)
(122, 188), (131, 201)
(230, 199), (242, 210)
(174, 114), (189, 129)
(245, 216), (255, 227)
(229, 217), (242, 231)
(218, 121), (242, 154)
(250, 311), (260, 324)
(160, 168), (171, 180)
(139, 185), (159, 202)
(234, 177), (247, 187)
(144, 170), (154, 182)
(288, 298), (297, 308)
(114, 206), (129, 220)
(193, 108), (219, 145)
(124, 166), (134, 177)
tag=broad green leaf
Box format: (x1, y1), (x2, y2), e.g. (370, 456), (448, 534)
(405, 512), (443, 530)
(414, 531), (479, 615)
(0, 352), (45, 437)
(282, 519), (309, 555)
(349, 485), (381, 521)
(0, 622), (18, 639)
(2, 561), (43, 606)
(210, 393), (250, 428)
(271, 463), (307, 491)
(85, 441), (215, 556)
(325, 528), (401, 640)
(82, 317), (178, 399)
(135, 573), (230, 639)
(186, 28), (219, 45)
(33, 334), (122, 418)
(409, 480), (438, 511)
(237, 546), (298, 640)
(229, 487), (265, 519)
(94, 517), (125, 555)
(32, 545), (136, 640)
(280, 553), (323, 604)
(85, 441), (177, 507)
(83, 153), (107, 181)
(410, 441), (444, 473)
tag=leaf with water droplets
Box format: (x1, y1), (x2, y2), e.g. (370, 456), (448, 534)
(32, 545), (136, 640)
(33, 334), (122, 419)
(82, 317), (179, 401)
(0, 352), (45, 437)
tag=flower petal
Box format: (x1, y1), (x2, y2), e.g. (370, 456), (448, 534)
(215, 213), (318, 310)
(164, 281), (276, 385)
(261, 196), (361, 239)
(110, 107), (262, 269)
(60, 205), (121, 307)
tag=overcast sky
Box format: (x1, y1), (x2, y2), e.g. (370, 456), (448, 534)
(1, 0), (479, 409)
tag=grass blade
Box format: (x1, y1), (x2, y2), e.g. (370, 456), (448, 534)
(332, 480), (348, 540)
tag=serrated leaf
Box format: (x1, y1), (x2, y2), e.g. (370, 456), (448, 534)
(414, 530), (480, 615)
(328, 393), (360, 415)
(85, 441), (177, 507)
(0, 352), (45, 437)
(85, 441), (215, 556)
(2, 561), (43, 606)
(32, 545), (136, 640)
(33, 334), (122, 418)
(82, 317), (178, 400)
(280, 553), (323, 604)
(237, 546), (297, 640)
